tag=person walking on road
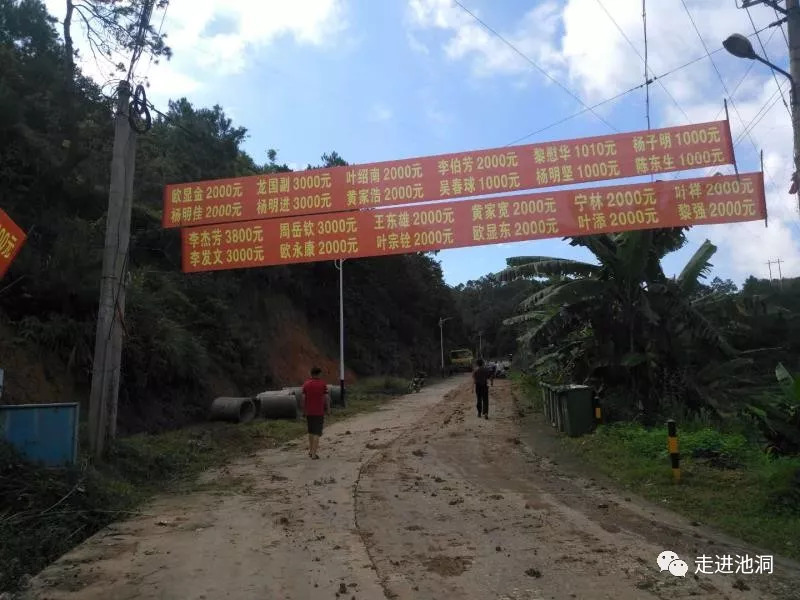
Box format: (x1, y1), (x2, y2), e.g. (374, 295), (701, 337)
(301, 366), (331, 459)
(473, 358), (493, 419)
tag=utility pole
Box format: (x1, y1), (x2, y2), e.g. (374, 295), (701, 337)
(776, 257), (785, 287)
(88, 81), (134, 459)
(787, 0), (800, 212)
(334, 259), (346, 408)
(737, 1), (800, 209)
(439, 316), (452, 378)
(767, 259), (775, 285)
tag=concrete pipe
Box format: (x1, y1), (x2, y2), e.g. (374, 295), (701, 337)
(281, 387), (304, 413)
(327, 384), (342, 407)
(283, 385), (341, 409)
(257, 392), (299, 419)
(209, 397), (256, 423)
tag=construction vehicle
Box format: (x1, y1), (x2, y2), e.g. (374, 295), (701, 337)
(448, 348), (474, 374)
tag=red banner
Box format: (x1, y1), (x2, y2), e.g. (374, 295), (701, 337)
(181, 172), (765, 273)
(0, 208), (26, 280)
(165, 120), (735, 228)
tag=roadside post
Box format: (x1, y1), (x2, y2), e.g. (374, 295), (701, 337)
(667, 419), (681, 483)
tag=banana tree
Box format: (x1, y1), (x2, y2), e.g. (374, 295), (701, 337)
(502, 231), (735, 419)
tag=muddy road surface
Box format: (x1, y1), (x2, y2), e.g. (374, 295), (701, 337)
(24, 378), (800, 600)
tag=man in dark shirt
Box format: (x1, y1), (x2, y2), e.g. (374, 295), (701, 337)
(473, 359), (493, 419)
(301, 366), (330, 459)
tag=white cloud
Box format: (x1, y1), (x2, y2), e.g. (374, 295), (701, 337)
(368, 103), (393, 122)
(408, 0), (800, 281)
(44, 0), (348, 103)
(407, 0), (562, 82)
(407, 31), (430, 55)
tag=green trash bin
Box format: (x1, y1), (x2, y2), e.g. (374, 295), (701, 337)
(561, 384), (595, 437)
(545, 385), (560, 427)
(541, 383), (551, 421)
(546, 384), (566, 432)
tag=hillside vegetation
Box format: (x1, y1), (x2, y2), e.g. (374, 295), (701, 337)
(0, 0), (468, 433)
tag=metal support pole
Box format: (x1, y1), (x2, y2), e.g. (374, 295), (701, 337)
(439, 319), (444, 378)
(335, 259), (345, 408)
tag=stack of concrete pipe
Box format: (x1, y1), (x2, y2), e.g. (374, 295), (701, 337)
(210, 383), (345, 424)
(209, 397), (256, 423)
(280, 384), (343, 410)
(256, 391), (299, 420)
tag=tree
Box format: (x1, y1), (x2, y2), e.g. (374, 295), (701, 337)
(59, 0), (171, 177)
(0, 0), (463, 432)
(501, 230), (740, 421)
(63, 0), (171, 84)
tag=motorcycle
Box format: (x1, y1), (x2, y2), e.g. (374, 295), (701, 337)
(409, 371), (426, 393)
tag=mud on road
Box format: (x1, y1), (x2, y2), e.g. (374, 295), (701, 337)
(24, 379), (800, 600)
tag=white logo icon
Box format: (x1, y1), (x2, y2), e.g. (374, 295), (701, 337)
(669, 559), (689, 577)
(657, 550), (688, 577)
(657, 550), (680, 571)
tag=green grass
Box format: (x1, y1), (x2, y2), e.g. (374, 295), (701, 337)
(516, 380), (800, 561)
(350, 375), (411, 396)
(0, 389), (392, 593)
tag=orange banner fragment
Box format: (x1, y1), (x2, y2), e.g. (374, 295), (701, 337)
(181, 172), (765, 273)
(165, 120), (735, 228)
(0, 208), (26, 280)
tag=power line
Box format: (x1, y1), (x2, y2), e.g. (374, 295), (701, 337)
(140, 0), (169, 84)
(775, 5), (790, 49)
(452, 0), (619, 133)
(505, 23), (775, 147)
(680, 0), (766, 172)
(594, 0), (691, 123)
(732, 82), (788, 148)
(746, 5), (791, 118)
(643, 0), (651, 131)
(709, 20), (781, 123)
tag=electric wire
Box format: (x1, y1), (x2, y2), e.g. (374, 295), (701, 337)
(505, 24), (775, 147)
(680, 0), (769, 185)
(140, 0), (169, 84)
(643, 0), (651, 131)
(452, 0), (619, 133)
(733, 81), (788, 148)
(709, 22), (781, 123)
(594, 0), (691, 123)
(746, 5), (791, 117)
(775, 5), (790, 48)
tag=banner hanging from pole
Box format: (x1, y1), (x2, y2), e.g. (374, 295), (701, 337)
(0, 208), (27, 280)
(180, 172), (765, 273)
(164, 120), (736, 228)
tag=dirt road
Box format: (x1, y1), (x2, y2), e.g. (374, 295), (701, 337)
(24, 379), (800, 600)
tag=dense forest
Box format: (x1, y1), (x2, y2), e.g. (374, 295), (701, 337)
(0, 0), (470, 434)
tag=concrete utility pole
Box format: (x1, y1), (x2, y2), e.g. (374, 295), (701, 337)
(88, 81), (135, 459)
(776, 257), (785, 287)
(735, 1), (800, 209)
(787, 0), (800, 211)
(767, 259), (775, 284)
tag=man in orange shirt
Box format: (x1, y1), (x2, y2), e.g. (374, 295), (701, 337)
(301, 366), (330, 459)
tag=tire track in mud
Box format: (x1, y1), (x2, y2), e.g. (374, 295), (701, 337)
(354, 380), (800, 600)
(353, 386), (466, 599)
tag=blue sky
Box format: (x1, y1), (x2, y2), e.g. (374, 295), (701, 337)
(43, 0), (800, 287)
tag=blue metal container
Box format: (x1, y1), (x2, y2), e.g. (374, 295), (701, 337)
(0, 403), (79, 466)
